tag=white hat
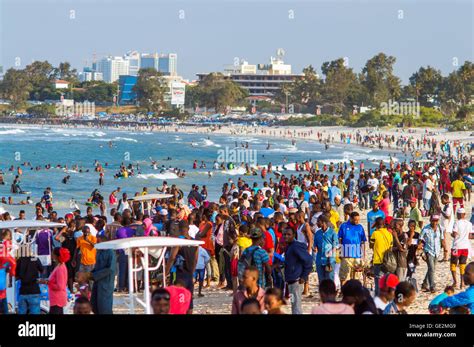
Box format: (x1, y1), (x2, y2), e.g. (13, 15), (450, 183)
(159, 209), (168, 216)
(457, 208), (466, 214)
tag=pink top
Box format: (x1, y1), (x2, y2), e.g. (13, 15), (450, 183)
(311, 303), (355, 314)
(48, 263), (68, 307)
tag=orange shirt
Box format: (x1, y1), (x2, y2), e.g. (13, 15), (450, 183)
(76, 235), (97, 266)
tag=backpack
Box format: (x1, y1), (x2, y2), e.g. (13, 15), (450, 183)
(239, 247), (259, 269)
(381, 244), (397, 274)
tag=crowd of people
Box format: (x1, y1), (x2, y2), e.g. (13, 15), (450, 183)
(0, 134), (473, 315)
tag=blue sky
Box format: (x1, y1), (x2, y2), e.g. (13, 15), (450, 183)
(1, 0), (472, 83)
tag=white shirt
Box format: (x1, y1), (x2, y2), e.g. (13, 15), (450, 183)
(450, 219), (473, 250)
(367, 178), (379, 190)
(422, 179), (433, 200)
(374, 296), (389, 312)
(440, 203), (454, 233)
(188, 224), (199, 239)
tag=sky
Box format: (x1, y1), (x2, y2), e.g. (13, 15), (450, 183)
(0, 0), (472, 83)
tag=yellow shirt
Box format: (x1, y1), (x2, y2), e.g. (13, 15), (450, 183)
(451, 180), (466, 198)
(370, 228), (393, 265)
(237, 236), (252, 252)
(329, 209), (340, 232)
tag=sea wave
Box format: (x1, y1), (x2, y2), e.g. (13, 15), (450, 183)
(221, 167), (246, 175)
(0, 129), (26, 135)
(136, 172), (178, 180)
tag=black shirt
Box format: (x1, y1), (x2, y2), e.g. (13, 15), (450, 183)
(16, 257), (44, 295)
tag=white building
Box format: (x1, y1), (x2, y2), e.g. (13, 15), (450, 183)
(78, 71), (103, 82)
(55, 80), (69, 89)
(124, 51), (140, 76)
(96, 56), (130, 83)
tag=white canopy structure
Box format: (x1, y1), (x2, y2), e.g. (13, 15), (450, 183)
(0, 220), (66, 312)
(95, 236), (203, 314)
(130, 193), (174, 215)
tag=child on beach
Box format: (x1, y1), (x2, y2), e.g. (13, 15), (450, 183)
(428, 285), (455, 314)
(195, 246), (210, 297)
(74, 271), (91, 300)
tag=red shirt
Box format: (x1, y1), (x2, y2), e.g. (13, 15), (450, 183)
(262, 230), (274, 265)
(166, 285), (191, 314)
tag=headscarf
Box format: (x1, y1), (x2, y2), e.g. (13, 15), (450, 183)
(58, 247), (71, 263)
(143, 218), (158, 236)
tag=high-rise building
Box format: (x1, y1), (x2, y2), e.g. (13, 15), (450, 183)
(158, 53), (177, 75)
(124, 51), (140, 76)
(78, 67), (103, 82)
(96, 56), (130, 83)
(140, 53), (159, 71)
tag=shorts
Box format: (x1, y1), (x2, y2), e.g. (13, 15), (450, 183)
(195, 269), (205, 283)
(230, 258), (238, 277)
(450, 249), (468, 270)
(340, 258), (364, 282)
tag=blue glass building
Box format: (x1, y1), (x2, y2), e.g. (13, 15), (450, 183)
(118, 75), (138, 105)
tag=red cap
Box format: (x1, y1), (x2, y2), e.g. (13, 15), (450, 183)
(410, 197), (417, 203)
(385, 216), (393, 225)
(65, 213), (74, 219)
(379, 274), (399, 290)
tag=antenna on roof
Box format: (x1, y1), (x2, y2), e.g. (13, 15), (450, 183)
(276, 48), (285, 60)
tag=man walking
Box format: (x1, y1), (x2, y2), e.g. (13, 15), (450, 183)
(282, 227), (312, 314)
(420, 215), (444, 293)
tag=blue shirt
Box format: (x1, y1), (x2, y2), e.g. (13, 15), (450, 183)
(338, 221), (367, 258)
(440, 286), (474, 314)
(260, 207), (275, 218)
(196, 246), (210, 270)
(313, 228), (339, 265)
(328, 186), (341, 205)
(429, 292), (449, 306)
(367, 210), (385, 236)
(419, 224), (444, 257)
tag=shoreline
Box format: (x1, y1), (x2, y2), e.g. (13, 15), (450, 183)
(2, 121), (473, 156)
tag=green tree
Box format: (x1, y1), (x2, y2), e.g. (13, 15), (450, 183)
(321, 58), (359, 114)
(194, 73), (248, 113)
(26, 103), (57, 118)
(24, 61), (56, 100)
(0, 68), (32, 109)
(134, 68), (167, 113)
(408, 66), (443, 106)
(439, 61), (473, 107)
(361, 53), (401, 107)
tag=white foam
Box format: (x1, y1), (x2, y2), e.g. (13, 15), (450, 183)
(136, 172), (178, 180)
(221, 167), (246, 175)
(202, 139), (221, 147)
(0, 129), (26, 135)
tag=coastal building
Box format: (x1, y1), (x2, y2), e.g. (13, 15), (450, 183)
(197, 51), (303, 98)
(55, 80), (70, 89)
(78, 67), (103, 82)
(118, 75), (138, 105)
(96, 56), (130, 83)
(158, 53), (177, 76)
(124, 51), (141, 76)
(140, 53), (159, 71)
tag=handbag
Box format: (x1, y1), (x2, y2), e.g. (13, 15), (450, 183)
(37, 230), (52, 267)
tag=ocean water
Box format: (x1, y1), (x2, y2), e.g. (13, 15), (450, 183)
(0, 125), (409, 216)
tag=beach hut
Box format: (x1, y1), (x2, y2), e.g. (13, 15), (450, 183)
(95, 236), (203, 314)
